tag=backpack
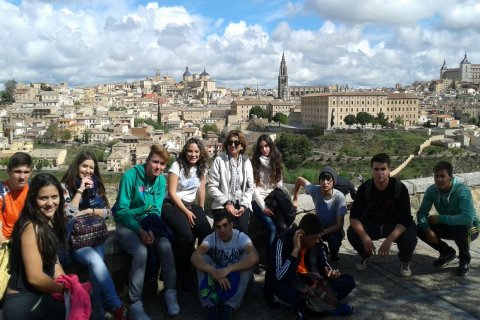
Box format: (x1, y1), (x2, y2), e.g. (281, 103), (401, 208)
(364, 177), (402, 202)
(264, 186), (297, 232)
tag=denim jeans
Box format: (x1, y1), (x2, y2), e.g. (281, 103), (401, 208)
(115, 223), (176, 303)
(252, 201), (276, 256)
(196, 255), (253, 310)
(73, 244), (122, 316)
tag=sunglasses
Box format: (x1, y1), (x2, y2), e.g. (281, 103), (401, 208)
(227, 140), (241, 147)
(319, 174), (332, 182)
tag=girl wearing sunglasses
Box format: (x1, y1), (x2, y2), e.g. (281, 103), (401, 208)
(207, 130), (254, 234)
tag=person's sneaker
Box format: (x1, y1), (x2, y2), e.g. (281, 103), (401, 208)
(457, 260), (470, 276)
(127, 301), (151, 320)
(433, 249), (456, 267)
(164, 289), (180, 317)
(330, 303), (354, 316)
(400, 262), (412, 277)
(111, 305), (128, 320)
(206, 305), (219, 320)
(355, 256), (371, 271)
(219, 304), (233, 320)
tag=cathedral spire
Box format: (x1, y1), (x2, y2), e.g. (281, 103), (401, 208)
(278, 51), (289, 100)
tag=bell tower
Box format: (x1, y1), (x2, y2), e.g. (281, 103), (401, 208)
(277, 52), (289, 100)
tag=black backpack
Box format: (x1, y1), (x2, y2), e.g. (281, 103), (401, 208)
(264, 186), (296, 232)
(364, 177), (402, 202)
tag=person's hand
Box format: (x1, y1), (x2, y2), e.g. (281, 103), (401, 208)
(80, 177), (94, 191)
(293, 229), (304, 250)
(225, 204), (236, 216)
(264, 208), (275, 217)
(234, 206), (245, 217)
(378, 239), (392, 256)
(217, 276), (232, 291)
(185, 210), (196, 228)
(138, 229), (154, 245)
(0, 221), (7, 244)
(427, 215), (439, 225)
(425, 228), (439, 244)
(292, 196), (298, 209)
(212, 267), (231, 281)
(361, 235), (375, 256)
(324, 266), (340, 280)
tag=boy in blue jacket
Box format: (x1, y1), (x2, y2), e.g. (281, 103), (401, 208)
(417, 161), (479, 276)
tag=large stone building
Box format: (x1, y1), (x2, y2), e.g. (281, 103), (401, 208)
(277, 52), (289, 100)
(301, 92), (419, 128)
(440, 52), (480, 85)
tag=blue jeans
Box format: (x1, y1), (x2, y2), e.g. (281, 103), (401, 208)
(73, 244), (122, 316)
(252, 201), (276, 256)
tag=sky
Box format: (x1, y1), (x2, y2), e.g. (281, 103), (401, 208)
(1, 0), (480, 89)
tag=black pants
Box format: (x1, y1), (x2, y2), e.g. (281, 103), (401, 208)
(212, 208), (251, 235)
(417, 223), (479, 263)
(347, 221), (417, 262)
(162, 202), (212, 276)
(2, 292), (65, 320)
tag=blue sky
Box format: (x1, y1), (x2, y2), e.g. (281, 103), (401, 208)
(1, 0), (480, 89)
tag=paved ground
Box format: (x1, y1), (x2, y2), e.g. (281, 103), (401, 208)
(142, 214), (480, 320)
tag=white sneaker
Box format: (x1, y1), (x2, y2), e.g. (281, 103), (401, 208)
(355, 256), (371, 271)
(400, 262), (412, 277)
(128, 301), (151, 320)
(165, 289), (180, 317)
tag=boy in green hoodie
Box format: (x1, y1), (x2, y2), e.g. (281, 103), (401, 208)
(417, 161), (479, 276)
(114, 145), (179, 319)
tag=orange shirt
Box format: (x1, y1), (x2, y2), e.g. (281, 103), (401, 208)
(0, 181), (29, 239)
(296, 247), (308, 274)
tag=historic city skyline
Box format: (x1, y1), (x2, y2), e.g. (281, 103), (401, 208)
(1, 0), (480, 89)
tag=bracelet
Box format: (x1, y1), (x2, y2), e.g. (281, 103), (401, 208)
(76, 189), (84, 194)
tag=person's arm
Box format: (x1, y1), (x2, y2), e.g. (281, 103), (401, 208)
(417, 186), (434, 230)
(168, 171), (196, 226)
(197, 174), (206, 209)
(378, 223), (406, 256)
(21, 223), (64, 294)
(207, 157), (229, 206)
(323, 215), (344, 235)
(292, 177), (310, 208)
(272, 231), (302, 283)
(222, 243), (259, 275)
(54, 260), (65, 278)
(239, 159), (254, 209)
(0, 221), (7, 244)
(436, 185), (476, 226)
(350, 218), (375, 256)
(114, 170), (147, 231)
(191, 242), (215, 275)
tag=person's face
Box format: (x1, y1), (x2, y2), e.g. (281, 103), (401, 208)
(226, 135), (243, 158)
(146, 154), (167, 180)
(301, 233), (321, 249)
(78, 159), (95, 179)
(7, 165), (32, 191)
(319, 173), (334, 193)
(36, 185), (60, 219)
(371, 162), (390, 184)
(186, 143), (201, 166)
(214, 218), (234, 242)
(434, 169), (452, 192)
(259, 140), (270, 157)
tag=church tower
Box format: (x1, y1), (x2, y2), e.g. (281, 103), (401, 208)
(277, 52), (289, 100)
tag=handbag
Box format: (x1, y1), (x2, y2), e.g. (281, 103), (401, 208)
(70, 214), (109, 250)
(0, 240), (10, 300)
(292, 272), (338, 314)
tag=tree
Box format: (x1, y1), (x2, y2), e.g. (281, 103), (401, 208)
(343, 114), (356, 128)
(272, 112), (288, 125)
(375, 112), (389, 128)
(356, 112), (373, 129)
(394, 116), (404, 126)
(276, 133), (313, 169)
(202, 124), (219, 134)
(1, 79), (16, 103)
(249, 106), (268, 119)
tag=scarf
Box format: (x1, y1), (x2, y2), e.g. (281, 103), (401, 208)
(74, 176), (105, 210)
(259, 155), (271, 169)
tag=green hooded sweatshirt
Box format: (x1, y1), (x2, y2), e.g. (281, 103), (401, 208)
(114, 163), (166, 231)
(417, 177), (479, 231)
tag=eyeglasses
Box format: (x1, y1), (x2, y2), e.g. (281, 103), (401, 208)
(319, 174), (332, 182)
(227, 140), (241, 147)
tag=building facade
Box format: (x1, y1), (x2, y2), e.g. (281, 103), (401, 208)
(440, 52), (480, 85)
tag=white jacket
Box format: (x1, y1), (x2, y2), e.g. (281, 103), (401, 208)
(207, 153), (254, 210)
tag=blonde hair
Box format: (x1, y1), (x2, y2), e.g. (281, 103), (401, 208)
(147, 144), (170, 162)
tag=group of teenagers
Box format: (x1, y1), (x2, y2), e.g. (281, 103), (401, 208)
(0, 129), (478, 320)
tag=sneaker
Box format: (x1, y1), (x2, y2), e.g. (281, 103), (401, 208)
(219, 304), (233, 320)
(433, 249), (456, 267)
(164, 289), (180, 317)
(355, 256), (371, 271)
(111, 305), (128, 320)
(127, 301), (151, 320)
(400, 262), (412, 277)
(457, 260), (470, 276)
(206, 305), (219, 320)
